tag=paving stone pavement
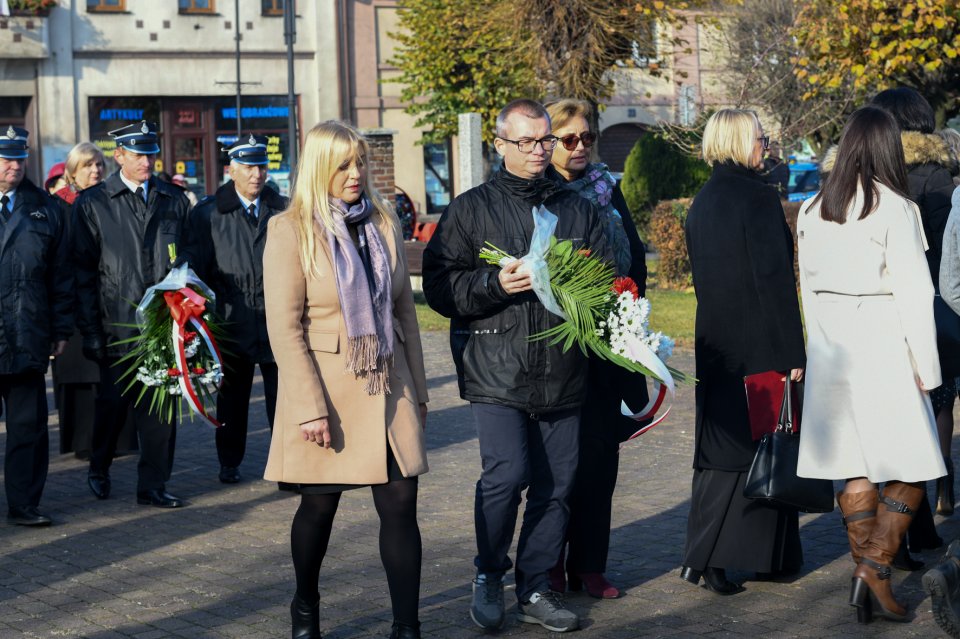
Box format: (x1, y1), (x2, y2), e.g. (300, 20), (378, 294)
(1, 332), (958, 638)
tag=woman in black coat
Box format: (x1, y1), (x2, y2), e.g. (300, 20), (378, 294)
(871, 88), (955, 554)
(680, 109), (806, 594)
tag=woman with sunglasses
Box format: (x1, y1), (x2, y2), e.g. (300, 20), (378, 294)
(680, 109), (806, 595)
(544, 99), (648, 599)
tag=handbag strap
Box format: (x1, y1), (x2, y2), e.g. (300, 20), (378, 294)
(776, 376), (794, 434)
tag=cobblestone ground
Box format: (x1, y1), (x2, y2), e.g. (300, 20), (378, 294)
(1, 333), (958, 638)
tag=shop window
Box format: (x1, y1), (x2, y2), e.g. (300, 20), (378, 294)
(262, 0), (291, 17)
(423, 142), (452, 215)
(87, 0), (125, 12)
(179, 0), (215, 14)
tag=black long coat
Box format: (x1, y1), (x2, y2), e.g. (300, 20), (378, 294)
(685, 162), (806, 471)
(0, 178), (72, 374)
(72, 173), (190, 357)
(178, 182), (286, 362)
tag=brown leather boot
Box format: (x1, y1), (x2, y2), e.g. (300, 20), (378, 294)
(850, 481), (925, 622)
(837, 489), (878, 564)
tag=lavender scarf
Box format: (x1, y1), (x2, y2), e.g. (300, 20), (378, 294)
(324, 197), (393, 395)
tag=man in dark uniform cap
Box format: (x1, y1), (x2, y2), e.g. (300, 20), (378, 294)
(179, 134), (286, 483)
(0, 126), (72, 526)
(73, 120), (191, 508)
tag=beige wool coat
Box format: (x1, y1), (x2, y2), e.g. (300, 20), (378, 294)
(262, 211), (429, 485)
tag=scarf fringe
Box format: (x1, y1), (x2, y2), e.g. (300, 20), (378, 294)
(347, 334), (393, 396)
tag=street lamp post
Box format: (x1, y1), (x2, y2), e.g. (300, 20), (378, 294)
(284, 0), (298, 173)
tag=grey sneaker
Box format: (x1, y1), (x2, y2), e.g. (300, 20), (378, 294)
(470, 574), (505, 629)
(517, 590), (579, 632)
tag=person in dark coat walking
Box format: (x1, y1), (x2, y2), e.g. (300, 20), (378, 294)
(679, 109), (806, 594)
(544, 98), (649, 600)
(423, 99), (610, 633)
(178, 134), (286, 484)
(872, 87), (957, 555)
(0, 126), (72, 526)
(73, 121), (191, 508)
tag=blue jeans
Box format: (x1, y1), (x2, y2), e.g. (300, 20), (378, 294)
(472, 403), (579, 601)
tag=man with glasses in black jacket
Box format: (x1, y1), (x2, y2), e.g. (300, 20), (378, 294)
(423, 99), (610, 634)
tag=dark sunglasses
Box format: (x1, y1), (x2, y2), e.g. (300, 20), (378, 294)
(757, 135), (770, 150)
(559, 132), (597, 151)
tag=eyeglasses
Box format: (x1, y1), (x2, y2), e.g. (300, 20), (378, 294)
(558, 132), (597, 151)
(758, 135), (770, 150)
(497, 136), (558, 154)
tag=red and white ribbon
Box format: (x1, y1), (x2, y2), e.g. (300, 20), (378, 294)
(619, 333), (676, 442)
(166, 287), (223, 427)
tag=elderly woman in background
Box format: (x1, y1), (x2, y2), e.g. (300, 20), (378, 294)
(543, 98), (648, 599)
(797, 105), (945, 623)
(680, 109), (806, 595)
(51, 142), (112, 459)
(263, 121), (429, 639)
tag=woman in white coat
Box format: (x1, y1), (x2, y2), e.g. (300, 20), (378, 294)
(797, 106), (946, 624)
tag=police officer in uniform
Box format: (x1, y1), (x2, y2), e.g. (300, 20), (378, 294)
(0, 126), (72, 526)
(73, 121), (191, 508)
(179, 135), (285, 483)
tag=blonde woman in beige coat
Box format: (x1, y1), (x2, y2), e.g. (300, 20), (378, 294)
(263, 121), (429, 639)
(796, 106), (945, 624)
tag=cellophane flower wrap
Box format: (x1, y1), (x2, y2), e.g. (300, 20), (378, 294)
(114, 263), (225, 426)
(479, 206), (692, 393)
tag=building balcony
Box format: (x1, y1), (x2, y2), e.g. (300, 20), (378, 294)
(0, 14), (49, 59)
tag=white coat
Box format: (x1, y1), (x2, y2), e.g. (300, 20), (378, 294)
(796, 182), (946, 483)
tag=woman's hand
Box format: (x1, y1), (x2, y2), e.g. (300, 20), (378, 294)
(788, 368), (804, 382)
(300, 418), (332, 448)
(419, 403), (428, 430)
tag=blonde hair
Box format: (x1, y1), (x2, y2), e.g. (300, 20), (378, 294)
(64, 142), (105, 186)
(701, 109), (761, 167)
(546, 99), (594, 131)
(287, 120), (396, 278)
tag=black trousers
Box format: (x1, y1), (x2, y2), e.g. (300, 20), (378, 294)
(472, 403), (579, 602)
(564, 425), (620, 574)
(215, 354), (278, 468)
(1, 372), (48, 509)
(89, 359), (176, 493)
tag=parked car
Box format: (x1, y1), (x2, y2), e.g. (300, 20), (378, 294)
(787, 161), (820, 202)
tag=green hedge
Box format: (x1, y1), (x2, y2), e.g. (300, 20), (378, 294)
(621, 133), (711, 235)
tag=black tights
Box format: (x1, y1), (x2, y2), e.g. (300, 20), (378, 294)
(291, 478), (422, 626)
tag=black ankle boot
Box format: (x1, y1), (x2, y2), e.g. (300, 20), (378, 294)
(389, 621), (421, 639)
(702, 567), (745, 595)
(290, 594), (321, 639)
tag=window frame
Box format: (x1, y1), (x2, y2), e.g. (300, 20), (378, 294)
(179, 0), (216, 15)
(87, 0), (126, 13)
(261, 0), (290, 17)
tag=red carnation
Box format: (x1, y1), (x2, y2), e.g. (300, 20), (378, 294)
(193, 367), (206, 375)
(184, 331), (198, 342)
(167, 368), (181, 377)
(577, 249), (592, 257)
(611, 277), (639, 300)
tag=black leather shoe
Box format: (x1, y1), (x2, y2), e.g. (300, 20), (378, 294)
(679, 566), (702, 584)
(87, 472), (110, 500)
(291, 593), (322, 638)
(136, 490), (185, 508)
(389, 620), (421, 639)
(702, 567), (745, 595)
(7, 506), (51, 527)
(219, 466), (241, 484)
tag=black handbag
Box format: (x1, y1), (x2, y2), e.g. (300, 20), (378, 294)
(743, 377), (835, 513)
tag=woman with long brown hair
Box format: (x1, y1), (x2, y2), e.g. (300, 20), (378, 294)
(797, 106), (945, 623)
(263, 121), (429, 639)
